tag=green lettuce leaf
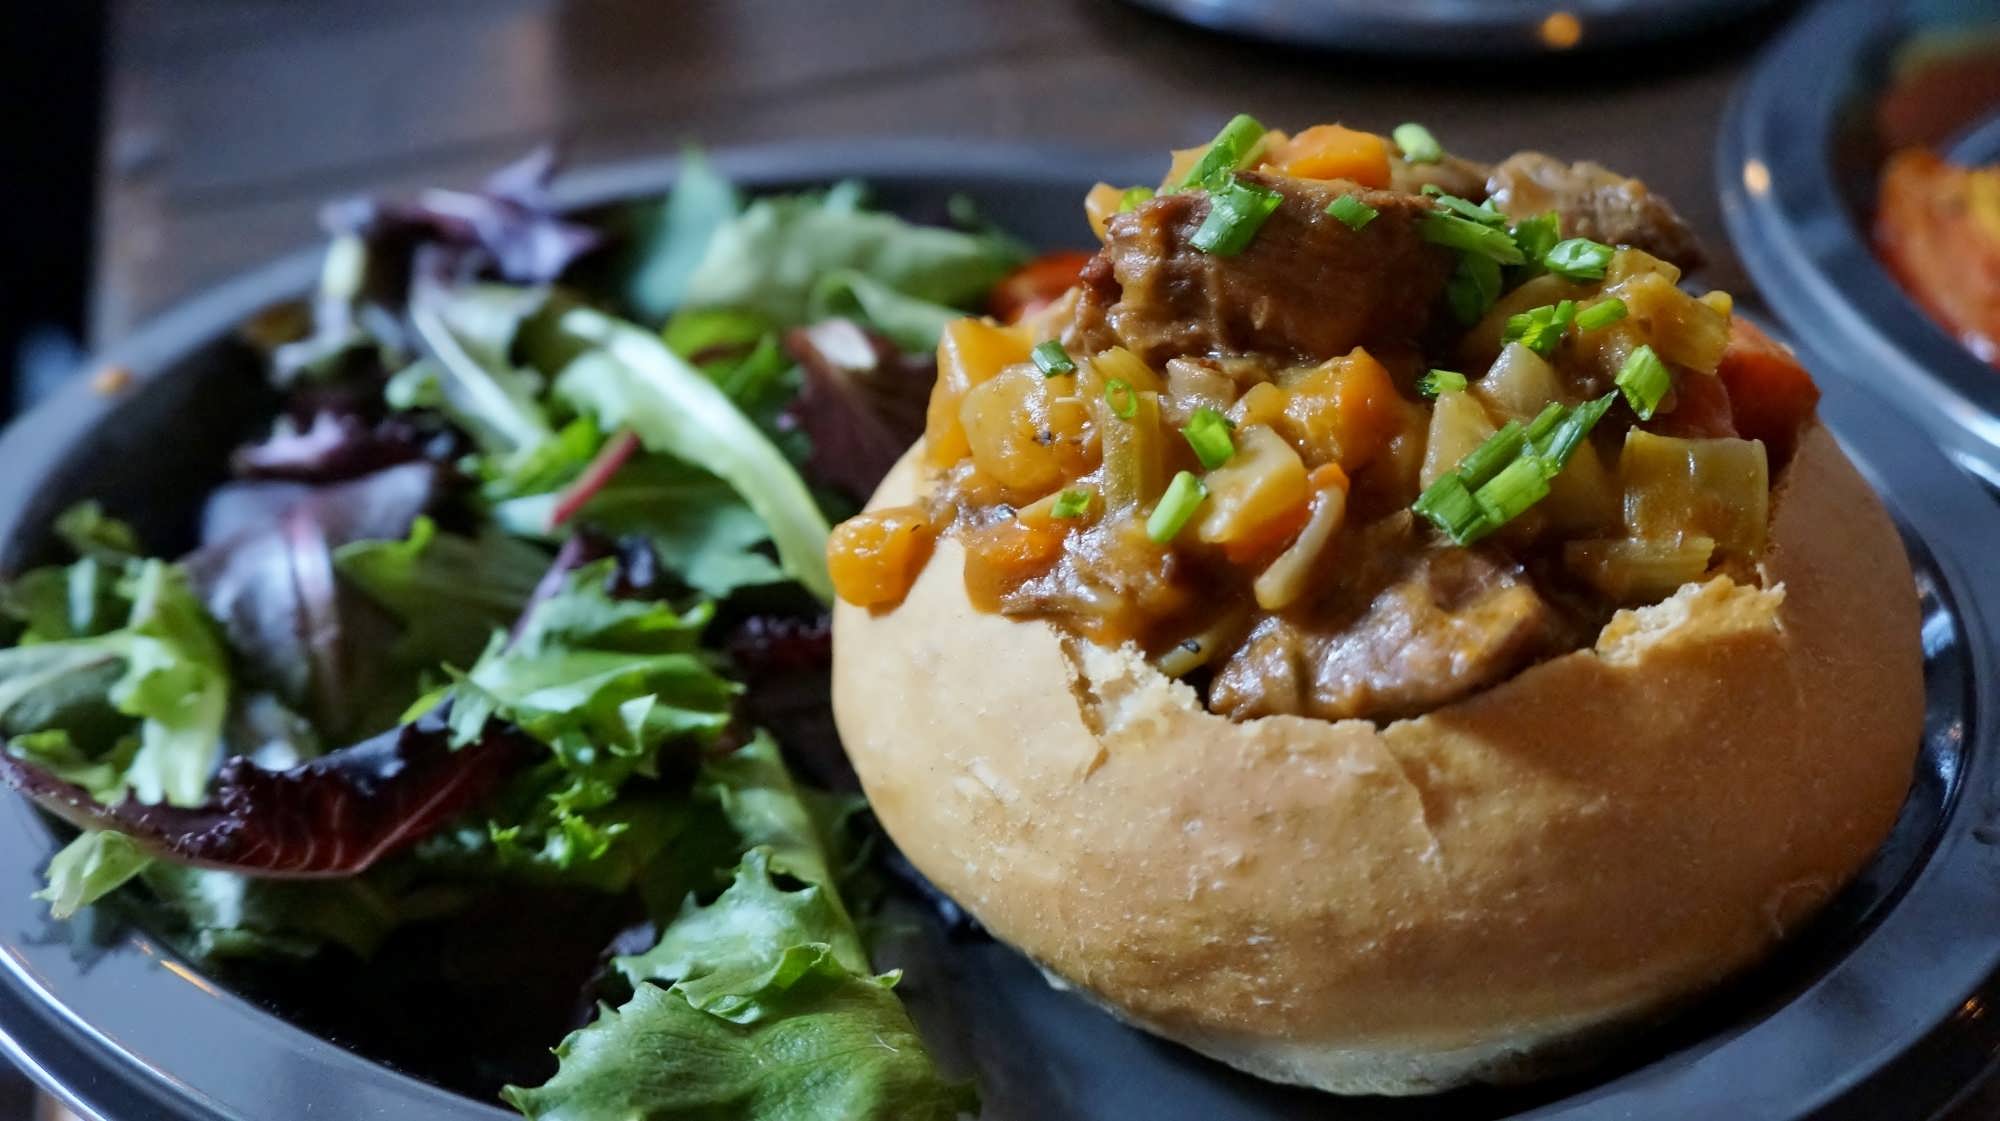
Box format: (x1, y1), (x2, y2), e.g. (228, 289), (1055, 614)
(683, 182), (1022, 327)
(433, 560), (735, 891)
(333, 516), (552, 668)
(807, 270), (961, 352)
(491, 456), (786, 600)
(114, 561), (233, 806)
(36, 831), (149, 919)
(533, 303), (832, 601)
(503, 969), (972, 1121)
(614, 846), (867, 1020)
(620, 150), (741, 325)
(138, 861), (412, 960)
(407, 282), (554, 458)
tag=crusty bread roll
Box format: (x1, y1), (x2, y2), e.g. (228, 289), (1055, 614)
(832, 419), (1922, 1095)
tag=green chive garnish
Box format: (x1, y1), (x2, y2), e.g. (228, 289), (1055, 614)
(1536, 392), (1617, 469)
(1178, 114), (1267, 192)
(1180, 406), (1236, 469)
(1051, 488), (1093, 519)
(1575, 298), (1629, 331)
(1418, 369), (1468, 398)
(1119, 186), (1156, 212)
(1424, 190), (1507, 227)
(1456, 420), (1528, 490)
(1393, 122), (1442, 164)
(1326, 194), (1379, 231)
(1104, 377), (1139, 420)
(1446, 254), (1503, 324)
(1472, 454), (1552, 528)
(1191, 175), (1284, 255)
(1147, 471), (1208, 543)
(1420, 212), (1526, 265)
(1544, 237), (1615, 280)
(1032, 339), (1076, 377)
(1525, 402), (1567, 447)
(1510, 212), (1562, 269)
(1616, 345), (1672, 420)
(1413, 473), (1486, 544)
(1502, 299), (1579, 357)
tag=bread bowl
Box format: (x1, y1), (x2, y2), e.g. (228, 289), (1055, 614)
(827, 118), (1924, 1094)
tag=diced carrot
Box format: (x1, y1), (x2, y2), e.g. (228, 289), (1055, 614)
(827, 506), (938, 608)
(961, 517), (1069, 607)
(1280, 347), (1409, 470)
(987, 250), (1095, 324)
(1714, 318), (1820, 460)
(1221, 495), (1312, 566)
(1309, 463), (1351, 493)
(1273, 125), (1391, 188)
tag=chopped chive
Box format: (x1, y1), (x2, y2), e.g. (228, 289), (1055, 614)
(1180, 406), (1236, 469)
(1051, 488), (1094, 519)
(1425, 191), (1507, 227)
(1178, 114), (1267, 191)
(1544, 237), (1615, 281)
(1418, 368), (1468, 398)
(1118, 186), (1156, 212)
(1392, 122), (1442, 164)
(1412, 473), (1487, 544)
(1472, 454), (1553, 530)
(1501, 299), (1579, 357)
(1147, 471), (1208, 543)
(1575, 298), (1629, 331)
(1032, 339), (1076, 377)
(1326, 194), (1379, 230)
(1456, 420), (1527, 490)
(1104, 377), (1139, 420)
(1510, 211), (1562, 270)
(1420, 212), (1526, 265)
(1616, 345), (1672, 420)
(1525, 401), (1567, 447)
(1446, 253), (1503, 324)
(1538, 391), (1617, 470)
(1190, 175), (1284, 255)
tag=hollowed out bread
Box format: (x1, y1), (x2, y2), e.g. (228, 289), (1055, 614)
(831, 421), (1922, 1095)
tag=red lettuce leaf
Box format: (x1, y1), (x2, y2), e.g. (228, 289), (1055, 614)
(779, 319), (935, 502)
(3, 716), (537, 877)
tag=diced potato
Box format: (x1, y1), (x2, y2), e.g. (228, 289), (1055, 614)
(959, 364), (1069, 497)
(1165, 358), (1238, 425)
(1619, 430), (1769, 556)
(927, 318), (1033, 467)
(1564, 536), (1716, 602)
(1475, 342), (1569, 419)
(1420, 388), (1497, 488)
(1604, 247), (1681, 288)
(1088, 345), (1165, 394)
(1195, 426), (1310, 547)
(1541, 438), (1620, 535)
(1084, 182), (1124, 242)
(1230, 382), (1287, 430)
(1460, 274), (1589, 368)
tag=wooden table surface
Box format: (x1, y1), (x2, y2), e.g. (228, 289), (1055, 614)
(80, 1), (1998, 1118)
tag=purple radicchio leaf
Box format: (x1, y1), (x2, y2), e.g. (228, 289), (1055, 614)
(780, 318), (936, 503)
(232, 408), (471, 484)
(720, 611), (849, 790)
(0, 715), (537, 878)
(185, 463), (443, 737)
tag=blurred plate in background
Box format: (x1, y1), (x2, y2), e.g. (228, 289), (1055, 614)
(1720, 0), (2000, 488)
(1121, 0), (1788, 57)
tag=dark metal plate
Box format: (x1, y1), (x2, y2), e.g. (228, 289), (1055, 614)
(0, 143), (1994, 1121)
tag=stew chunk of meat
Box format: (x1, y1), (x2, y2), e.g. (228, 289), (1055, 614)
(1209, 520), (1573, 722)
(1078, 172), (1453, 365)
(1486, 152), (1704, 271)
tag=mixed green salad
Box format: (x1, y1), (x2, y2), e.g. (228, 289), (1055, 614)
(0, 150), (1048, 1119)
